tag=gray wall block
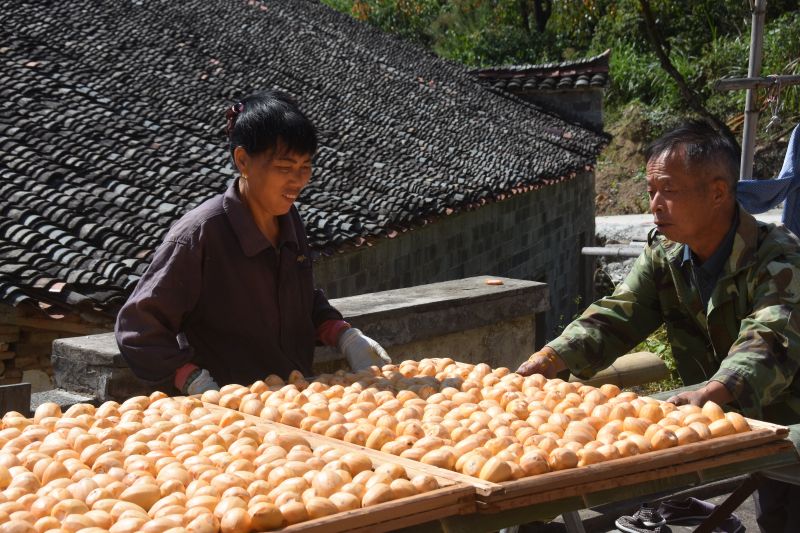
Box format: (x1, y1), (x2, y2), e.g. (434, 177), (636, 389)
(314, 172), (595, 339)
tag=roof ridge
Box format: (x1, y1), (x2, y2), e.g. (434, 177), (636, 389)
(471, 49), (611, 76)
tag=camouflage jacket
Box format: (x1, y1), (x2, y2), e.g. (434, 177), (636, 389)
(549, 205), (800, 423)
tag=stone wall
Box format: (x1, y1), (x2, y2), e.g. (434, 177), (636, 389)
(314, 172), (595, 339)
(0, 304), (110, 392)
(0, 326), (57, 389)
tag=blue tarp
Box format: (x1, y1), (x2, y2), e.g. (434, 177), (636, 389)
(737, 124), (800, 237)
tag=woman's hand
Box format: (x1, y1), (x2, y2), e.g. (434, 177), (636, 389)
(515, 346), (566, 379)
(338, 328), (391, 370)
(176, 363), (215, 395)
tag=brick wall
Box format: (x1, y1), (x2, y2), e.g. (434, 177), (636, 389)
(0, 325), (95, 391)
(0, 304), (112, 391)
(314, 171), (595, 339)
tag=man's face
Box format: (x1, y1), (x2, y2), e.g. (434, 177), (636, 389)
(646, 150), (715, 246)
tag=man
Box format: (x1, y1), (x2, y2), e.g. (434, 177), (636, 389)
(517, 119), (800, 533)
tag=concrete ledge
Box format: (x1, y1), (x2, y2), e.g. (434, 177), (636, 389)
(31, 389), (96, 411)
(53, 276), (548, 401)
(569, 351), (669, 388)
(51, 331), (138, 400)
(52, 332), (125, 367)
(338, 276), (548, 346)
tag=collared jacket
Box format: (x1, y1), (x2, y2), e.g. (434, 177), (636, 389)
(549, 205), (800, 424)
(115, 178), (342, 387)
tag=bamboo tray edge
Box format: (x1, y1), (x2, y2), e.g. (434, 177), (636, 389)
(481, 416), (790, 501)
(478, 439), (798, 512)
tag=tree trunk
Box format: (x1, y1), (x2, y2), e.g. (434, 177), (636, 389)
(638, 0), (735, 142)
(518, 0), (531, 36)
(533, 0), (551, 33)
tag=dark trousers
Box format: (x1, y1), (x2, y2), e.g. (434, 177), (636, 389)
(754, 477), (800, 533)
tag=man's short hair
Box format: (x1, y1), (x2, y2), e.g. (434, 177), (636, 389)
(645, 119), (740, 191)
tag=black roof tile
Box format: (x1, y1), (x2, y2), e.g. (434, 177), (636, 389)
(472, 49), (611, 93)
(1, 0), (606, 317)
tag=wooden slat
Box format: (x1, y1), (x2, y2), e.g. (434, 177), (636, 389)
(281, 484), (475, 533)
(491, 421), (786, 501)
(745, 417), (789, 435)
(0, 316), (107, 335)
(422, 446), (800, 533)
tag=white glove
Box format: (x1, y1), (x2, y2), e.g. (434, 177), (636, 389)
(338, 328), (391, 370)
(185, 369), (219, 396)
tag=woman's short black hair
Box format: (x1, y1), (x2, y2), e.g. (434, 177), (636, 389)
(226, 89), (317, 163)
(645, 118), (740, 190)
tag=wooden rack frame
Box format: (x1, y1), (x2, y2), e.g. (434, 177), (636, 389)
(202, 402), (798, 531)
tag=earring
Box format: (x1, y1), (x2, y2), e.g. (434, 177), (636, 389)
(241, 174), (248, 180)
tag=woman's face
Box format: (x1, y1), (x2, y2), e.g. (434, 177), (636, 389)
(235, 145), (313, 217)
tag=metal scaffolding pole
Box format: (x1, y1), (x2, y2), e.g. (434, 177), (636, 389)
(715, 75), (800, 92)
(739, 0), (768, 180)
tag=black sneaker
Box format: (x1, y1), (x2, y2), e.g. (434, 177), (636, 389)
(632, 504), (666, 527)
(614, 515), (664, 533)
(657, 497), (714, 522)
(657, 497), (744, 533)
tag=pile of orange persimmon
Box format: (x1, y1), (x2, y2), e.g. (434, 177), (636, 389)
(204, 358), (750, 483)
(0, 394), (441, 533)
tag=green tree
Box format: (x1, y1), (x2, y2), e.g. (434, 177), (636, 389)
(322, 0), (800, 133)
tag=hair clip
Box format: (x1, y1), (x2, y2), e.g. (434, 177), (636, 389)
(225, 102), (244, 136)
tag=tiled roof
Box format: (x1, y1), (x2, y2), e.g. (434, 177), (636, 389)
(0, 0), (607, 318)
(473, 50), (611, 92)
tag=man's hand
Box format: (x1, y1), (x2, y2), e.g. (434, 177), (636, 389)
(666, 380), (734, 407)
(338, 328), (391, 370)
(185, 369), (219, 396)
(515, 346), (566, 379)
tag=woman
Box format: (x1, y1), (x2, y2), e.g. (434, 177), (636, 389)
(115, 90), (390, 395)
